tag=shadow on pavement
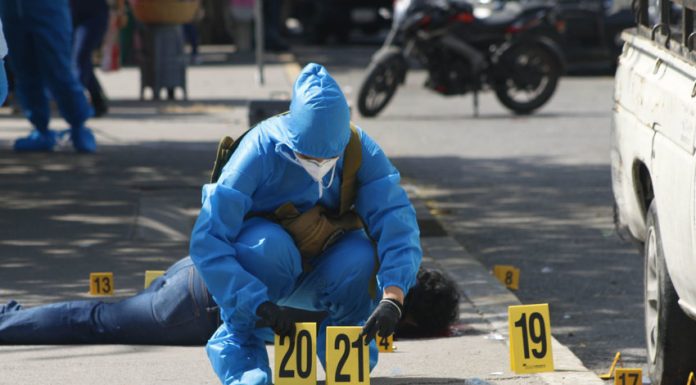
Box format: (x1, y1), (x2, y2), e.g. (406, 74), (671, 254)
(391, 156), (644, 370)
(0, 144), (216, 304)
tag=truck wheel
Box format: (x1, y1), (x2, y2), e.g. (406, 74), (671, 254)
(644, 202), (696, 384)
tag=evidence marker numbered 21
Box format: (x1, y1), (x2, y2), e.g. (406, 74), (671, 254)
(274, 322), (317, 385)
(508, 303), (554, 374)
(327, 326), (370, 385)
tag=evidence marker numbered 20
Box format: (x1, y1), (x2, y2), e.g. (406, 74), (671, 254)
(275, 322), (317, 385)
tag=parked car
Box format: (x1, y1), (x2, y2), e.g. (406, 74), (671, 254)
(611, 0), (696, 384)
(288, 0), (393, 43)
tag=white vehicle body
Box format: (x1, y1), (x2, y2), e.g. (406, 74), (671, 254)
(612, 27), (696, 320)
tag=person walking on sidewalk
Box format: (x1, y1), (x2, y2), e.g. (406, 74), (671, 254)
(190, 63), (422, 385)
(70, 0), (116, 117)
(0, 0), (97, 153)
(0, 257), (459, 345)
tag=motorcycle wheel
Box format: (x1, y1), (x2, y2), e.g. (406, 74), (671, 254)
(357, 49), (404, 118)
(494, 44), (561, 115)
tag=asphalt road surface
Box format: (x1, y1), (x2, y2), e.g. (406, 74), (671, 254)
(293, 46), (645, 373)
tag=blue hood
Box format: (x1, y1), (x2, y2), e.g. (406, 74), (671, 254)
(282, 63), (350, 158)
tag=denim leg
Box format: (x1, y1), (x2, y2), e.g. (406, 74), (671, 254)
(279, 230), (379, 371)
(0, 257), (218, 345)
(0, 300), (103, 344)
(96, 260), (218, 345)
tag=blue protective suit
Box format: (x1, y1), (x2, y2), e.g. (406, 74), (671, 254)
(190, 63), (421, 385)
(0, 0), (95, 152)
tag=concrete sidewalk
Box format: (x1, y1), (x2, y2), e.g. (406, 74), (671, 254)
(0, 54), (602, 385)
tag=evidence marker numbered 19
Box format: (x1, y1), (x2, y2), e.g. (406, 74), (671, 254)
(326, 326), (370, 385)
(274, 322), (317, 385)
(508, 303), (554, 374)
(89, 272), (114, 296)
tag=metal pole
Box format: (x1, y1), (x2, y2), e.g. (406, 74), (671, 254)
(254, 0), (265, 85)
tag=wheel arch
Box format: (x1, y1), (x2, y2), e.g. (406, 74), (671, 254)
(633, 159), (655, 224)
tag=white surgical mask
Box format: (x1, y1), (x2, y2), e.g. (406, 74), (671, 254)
(281, 151), (339, 198)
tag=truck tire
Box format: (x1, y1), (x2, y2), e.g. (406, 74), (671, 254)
(644, 202), (696, 384)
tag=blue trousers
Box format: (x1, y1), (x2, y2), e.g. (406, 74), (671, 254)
(206, 218), (379, 385)
(0, 0), (92, 132)
(0, 258), (219, 345)
(71, 0), (109, 105)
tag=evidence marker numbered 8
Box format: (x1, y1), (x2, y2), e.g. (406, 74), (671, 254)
(274, 322), (317, 385)
(89, 272), (114, 296)
(508, 303), (554, 374)
(493, 265), (520, 290)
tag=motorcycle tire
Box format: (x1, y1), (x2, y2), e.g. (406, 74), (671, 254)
(357, 48), (405, 118)
(494, 44), (561, 115)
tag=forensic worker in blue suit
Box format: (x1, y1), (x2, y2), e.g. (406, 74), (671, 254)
(0, 0), (96, 152)
(190, 63), (422, 385)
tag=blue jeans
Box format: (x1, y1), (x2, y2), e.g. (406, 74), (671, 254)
(0, 257), (219, 345)
(0, 0), (92, 132)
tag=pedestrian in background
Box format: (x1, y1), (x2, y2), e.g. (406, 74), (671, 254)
(71, 0), (112, 117)
(0, 0), (97, 153)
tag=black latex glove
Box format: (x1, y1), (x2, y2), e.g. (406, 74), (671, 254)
(256, 301), (296, 338)
(361, 298), (403, 345)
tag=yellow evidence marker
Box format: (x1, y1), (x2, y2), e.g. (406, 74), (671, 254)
(614, 368), (642, 385)
(493, 265), (520, 290)
(326, 326), (369, 385)
(599, 352), (622, 379)
(144, 270), (165, 288)
(687, 372), (696, 385)
(508, 303), (554, 374)
(377, 333), (394, 353)
(89, 272), (114, 296)
(274, 322), (317, 385)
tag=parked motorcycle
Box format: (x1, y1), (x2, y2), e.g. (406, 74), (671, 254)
(357, 0), (566, 117)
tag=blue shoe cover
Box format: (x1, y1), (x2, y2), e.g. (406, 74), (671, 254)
(206, 325), (272, 385)
(68, 127), (97, 153)
(13, 130), (57, 152)
(0, 300), (22, 315)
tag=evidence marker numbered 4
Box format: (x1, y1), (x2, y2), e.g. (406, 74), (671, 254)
(275, 322), (317, 385)
(508, 303), (554, 374)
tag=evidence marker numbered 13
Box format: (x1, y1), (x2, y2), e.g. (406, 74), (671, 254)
(89, 272), (114, 296)
(326, 326), (370, 385)
(508, 303), (554, 374)
(274, 322), (317, 385)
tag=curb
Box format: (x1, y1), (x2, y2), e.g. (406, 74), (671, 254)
(409, 190), (605, 385)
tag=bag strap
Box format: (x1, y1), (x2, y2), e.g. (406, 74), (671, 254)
(339, 124), (362, 216)
(210, 112), (290, 183)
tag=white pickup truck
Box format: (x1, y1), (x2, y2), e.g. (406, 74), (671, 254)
(611, 1), (696, 383)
